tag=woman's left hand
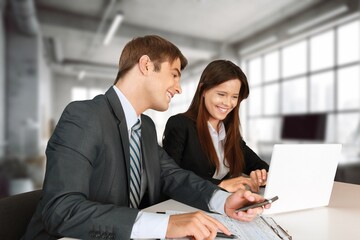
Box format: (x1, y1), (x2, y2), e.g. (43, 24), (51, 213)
(250, 169), (267, 187)
(218, 176), (257, 193)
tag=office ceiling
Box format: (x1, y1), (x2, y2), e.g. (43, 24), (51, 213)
(11, 0), (326, 80)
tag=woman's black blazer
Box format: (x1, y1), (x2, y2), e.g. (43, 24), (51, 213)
(163, 114), (269, 185)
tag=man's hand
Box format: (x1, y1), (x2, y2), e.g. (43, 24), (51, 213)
(225, 190), (271, 222)
(166, 211), (231, 240)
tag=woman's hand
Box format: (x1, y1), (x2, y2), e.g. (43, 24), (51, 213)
(218, 176), (259, 193)
(249, 169), (267, 187)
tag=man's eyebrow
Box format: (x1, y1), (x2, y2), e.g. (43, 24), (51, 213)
(173, 68), (181, 77)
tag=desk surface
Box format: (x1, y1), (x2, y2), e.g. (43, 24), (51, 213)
(145, 181), (360, 239)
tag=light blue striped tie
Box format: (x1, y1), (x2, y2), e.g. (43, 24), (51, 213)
(129, 120), (141, 208)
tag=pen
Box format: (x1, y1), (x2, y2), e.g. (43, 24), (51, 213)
(216, 232), (237, 239)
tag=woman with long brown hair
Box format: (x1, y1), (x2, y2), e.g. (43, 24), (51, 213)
(163, 60), (268, 192)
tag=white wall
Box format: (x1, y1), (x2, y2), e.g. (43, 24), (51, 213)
(6, 28), (40, 158)
(38, 40), (53, 154)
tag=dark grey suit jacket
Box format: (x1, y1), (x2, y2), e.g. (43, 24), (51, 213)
(22, 87), (219, 240)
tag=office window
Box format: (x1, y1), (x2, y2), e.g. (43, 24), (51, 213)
(264, 51), (279, 82)
(71, 87), (104, 101)
(240, 60), (247, 75)
(310, 71), (334, 112)
(249, 118), (280, 142)
(264, 83), (280, 115)
(337, 20), (360, 65)
(325, 114), (336, 142)
(248, 57), (262, 86)
(337, 113), (360, 143)
(282, 77), (307, 114)
(310, 30), (334, 71)
(249, 87), (262, 116)
(337, 65), (360, 110)
(247, 119), (261, 143)
(88, 89), (103, 99)
(183, 79), (198, 101)
(71, 87), (87, 101)
(241, 18), (360, 165)
(282, 41), (307, 78)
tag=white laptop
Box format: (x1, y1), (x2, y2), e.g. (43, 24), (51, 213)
(261, 144), (342, 215)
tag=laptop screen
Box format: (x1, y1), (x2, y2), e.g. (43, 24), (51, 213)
(263, 144), (341, 215)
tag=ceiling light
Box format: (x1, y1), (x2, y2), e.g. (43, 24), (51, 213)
(78, 70), (86, 80)
(239, 36), (277, 55)
(103, 12), (124, 45)
(287, 5), (348, 35)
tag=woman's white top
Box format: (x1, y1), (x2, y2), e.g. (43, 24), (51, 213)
(208, 121), (229, 180)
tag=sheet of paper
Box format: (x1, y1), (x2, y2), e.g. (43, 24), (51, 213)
(166, 211), (291, 240)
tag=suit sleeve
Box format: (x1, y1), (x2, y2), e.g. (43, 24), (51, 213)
(158, 145), (219, 211)
(140, 115), (219, 211)
(162, 115), (188, 165)
(40, 102), (138, 239)
(242, 140), (269, 175)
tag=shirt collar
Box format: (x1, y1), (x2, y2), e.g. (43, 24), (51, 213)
(113, 85), (140, 131)
(207, 121), (226, 141)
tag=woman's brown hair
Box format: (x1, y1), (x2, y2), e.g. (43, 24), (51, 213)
(184, 60), (249, 176)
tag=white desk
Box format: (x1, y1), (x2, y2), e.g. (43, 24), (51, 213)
(271, 181), (360, 239)
(145, 182), (360, 239)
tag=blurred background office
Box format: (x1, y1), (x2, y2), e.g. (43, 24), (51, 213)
(0, 0), (359, 197)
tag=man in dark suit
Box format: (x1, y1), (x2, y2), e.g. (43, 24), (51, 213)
(22, 35), (267, 240)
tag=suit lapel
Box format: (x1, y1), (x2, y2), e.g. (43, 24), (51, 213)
(140, 116), (161, 204)
(105, 87), (131, 182)
(105, 87), (161, 204)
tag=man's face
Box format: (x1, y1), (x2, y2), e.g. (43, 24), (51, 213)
(146, 58), (182, 111)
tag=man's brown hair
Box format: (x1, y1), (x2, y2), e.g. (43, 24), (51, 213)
(114, 35), (188, 84)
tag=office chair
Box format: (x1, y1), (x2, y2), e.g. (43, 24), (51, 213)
(0, 189), (42, 240)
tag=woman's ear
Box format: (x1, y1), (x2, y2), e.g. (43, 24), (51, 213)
(139, 55), (150, 75)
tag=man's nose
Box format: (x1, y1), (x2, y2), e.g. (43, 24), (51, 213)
(174, 81), (182, 94)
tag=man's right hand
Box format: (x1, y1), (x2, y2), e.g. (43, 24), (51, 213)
(166, 211), (230, 240)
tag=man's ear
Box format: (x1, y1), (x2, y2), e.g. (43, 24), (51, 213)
(139, 55), (150, 75)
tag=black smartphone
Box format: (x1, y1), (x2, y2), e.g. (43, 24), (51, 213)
(235, 196), (279, 212)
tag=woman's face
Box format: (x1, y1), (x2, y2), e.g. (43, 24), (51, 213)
(203, 78), (241, 130)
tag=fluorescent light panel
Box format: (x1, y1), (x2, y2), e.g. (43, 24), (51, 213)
(287, 5), (348, 35)
(78, 70), (86, 80)
(103, 12), (124, 45)
(240, 36), (277, 55)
